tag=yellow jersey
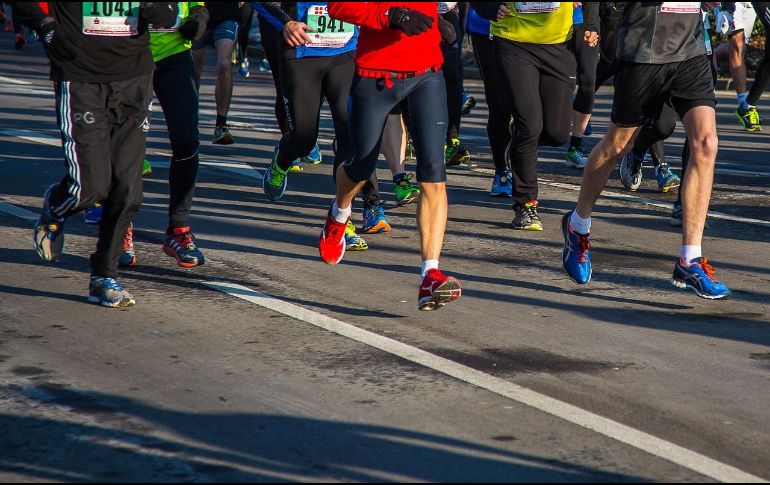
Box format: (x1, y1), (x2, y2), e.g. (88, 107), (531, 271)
(491, 2), (575, 45)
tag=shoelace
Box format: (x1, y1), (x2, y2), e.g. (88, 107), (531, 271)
(369, 205), (386, 220)
(577, 234), (591, 264)
(94, 277), (122, 292)
(270, 164), (287, 187)
(123, 225), (133, 251)
(699, 258), (720, 282)
(397, 173), (415, 186)
(173, 231), (196, 250)
(748, 108), (761, 125)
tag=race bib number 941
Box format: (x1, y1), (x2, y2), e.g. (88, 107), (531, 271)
(306, 4), (354, 48)
(82, 2), (140, 36)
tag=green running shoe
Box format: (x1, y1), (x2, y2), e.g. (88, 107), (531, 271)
(345, 221), (368, 251)
(736, 106), (762, 132)
(445, 138), (470, 166)
(142, 159), (152, 177)
(263, 147), (289, 201)
(393, 173), (420, 206)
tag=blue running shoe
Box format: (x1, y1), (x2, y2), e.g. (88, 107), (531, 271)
(263, 146), (289, 201)
(655, 163), (681, 193)
(584, 122), (593, 136)
(490, 172), (512, 197)
(84, 203), (103, 224)
(301, 144), (322, 165)
(33, 184), (66, 262)
(672, 257), (731, 300)
(89, 275), (135, 308)
(561, 211), (592, 284)
(362, 204), (392, 234)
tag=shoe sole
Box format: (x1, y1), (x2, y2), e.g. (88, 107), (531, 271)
(396, 193), (420, 206)
(362, 221), (392, 234)
(512, 223), (543, 231)
(659, 180), (680, 193)
(446, 155), (470, 167)
(565, 162), (586, 169)
(490, 192), (512, 198)
(163, 246), (204, 268)
(88, 295), (136, 308)
(118, 256), (138, 268)
(213, 134), (235, 145)
(419, 279), (461, 311)
(671, 278), (732, 300)
(618, 155), (641, 191)
(346, 243), (368, 251)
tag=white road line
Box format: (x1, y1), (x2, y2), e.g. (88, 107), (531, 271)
(0, 76), (32, 85)
(0, 200), (38, 221)
(467, 166), (770, 228)
(0, 129), (61, 147)
(205, 281), (765, 483)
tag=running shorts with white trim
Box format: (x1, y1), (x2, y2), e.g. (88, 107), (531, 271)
(192, 20), (239, 49)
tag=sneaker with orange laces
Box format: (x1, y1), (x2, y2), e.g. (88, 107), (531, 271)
(118, 223), (137, 267)
(163, 226), (205, 268)
(672, 257), (732, 300)
(561, 211), (592, 284)
(418, 268), (461, 311)
(319, 204), (347, 265)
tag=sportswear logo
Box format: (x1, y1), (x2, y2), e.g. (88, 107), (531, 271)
(74, 112), (95, 124)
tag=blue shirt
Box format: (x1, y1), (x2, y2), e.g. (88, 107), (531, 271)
(573, 4), (584, 25)
(466, 5), (491, 36)
(294, 2), (358, 58)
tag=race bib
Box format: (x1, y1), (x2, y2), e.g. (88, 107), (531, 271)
(82, 2), (140, 36)
(514, 2), (561, 14)
(306, 4), (354, 48)
(438, 2), (458, 14)
(660, 2), (701, 14)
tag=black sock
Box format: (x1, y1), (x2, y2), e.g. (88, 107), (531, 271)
(216, 115), (227, 127)
(569, 136), (583, 150)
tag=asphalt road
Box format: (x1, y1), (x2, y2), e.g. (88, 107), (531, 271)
(1, 36), (769, 483)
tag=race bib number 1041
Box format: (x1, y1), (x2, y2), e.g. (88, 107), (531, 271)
(82, 2), (140, 36)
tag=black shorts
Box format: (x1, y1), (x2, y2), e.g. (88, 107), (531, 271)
(611, 55), (716, 127)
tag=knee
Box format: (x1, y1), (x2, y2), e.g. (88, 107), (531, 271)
(690, 133), (719, 160)
(171, 136), (199, 160)
(217, 59), (232, 74)
(540, 123), (570, 147)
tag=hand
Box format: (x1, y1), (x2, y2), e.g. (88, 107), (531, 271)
(497, 4), (511, 21)
(584, 30), (599, 48)
(178, 5), (209, 41)
(715, 10), (734, 36)
(283, 20), (312, 46)
(388, 7), (433, 36)
(438, 16), (456, 45)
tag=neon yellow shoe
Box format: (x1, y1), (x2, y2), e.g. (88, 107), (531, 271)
(345, 221), (368, 251)
(142, 159), (152, 177)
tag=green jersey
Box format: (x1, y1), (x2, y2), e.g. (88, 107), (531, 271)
(149, 2), (203, 62)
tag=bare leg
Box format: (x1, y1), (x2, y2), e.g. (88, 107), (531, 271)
(680, 106), (718, 247)
(417, 182), (448, 261)
(382, 113), (407, 176)
(214, 39), (235, 119)
(571, 111), (591, 138)
(334, 164), (367, 213)
(575, 124), (640, 218)
(729, 32), (748, 95)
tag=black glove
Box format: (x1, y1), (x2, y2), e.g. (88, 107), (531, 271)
(388, 7), (433, 36)
(438, 17), (456, 45)
(37, 21), (77, 65)
(141, 2), (179, 29)
(178, 5), (209, 40)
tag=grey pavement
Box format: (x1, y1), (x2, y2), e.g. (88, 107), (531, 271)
(0, 36), (769, 482)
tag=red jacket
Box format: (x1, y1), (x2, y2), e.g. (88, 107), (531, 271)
(328, 2), (442, 73)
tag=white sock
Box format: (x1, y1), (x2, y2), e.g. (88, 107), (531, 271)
(569, 210), (591, 235)
(331, 200), (351, 224)
(421, 259), (439, 277)
(680, 245), (702, 264)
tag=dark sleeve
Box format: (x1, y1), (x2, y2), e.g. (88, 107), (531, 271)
(10, 2), (50, 31)
(141, 2), (179, 28)
(582, 2), (600, 34)
(470, 2), (502, 21)
(258, 2), (293, 25)
(721, 2), (736, 15)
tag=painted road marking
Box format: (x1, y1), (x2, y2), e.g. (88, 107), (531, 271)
(205, 281), (765, 483)
(0, 129), (61, 147)
(0, 200), (38, 221)
(0, 76), (32, 85)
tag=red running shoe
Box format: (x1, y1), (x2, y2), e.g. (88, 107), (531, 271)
(319, 205), (347, 265)
(418, 269), (461, 311)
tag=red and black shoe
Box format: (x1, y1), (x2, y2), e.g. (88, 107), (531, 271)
(418, 269), (461, 311)
(118, 223), (138, 267)
(163, 226), (205, 268)
(319, 204), (347, 265)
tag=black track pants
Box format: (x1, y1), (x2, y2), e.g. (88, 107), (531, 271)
(153, 50), (200, 229)
(50, 73), (153, 278)
(258, 16), (290, 134)
(496, 38), (576, 207)
(472, 33), (511, 175)
(441, 8), (463, 142)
